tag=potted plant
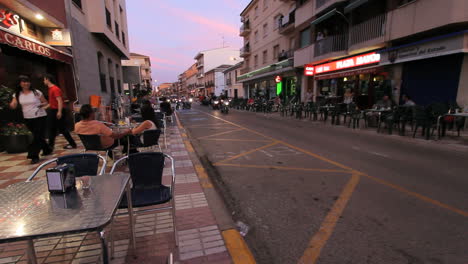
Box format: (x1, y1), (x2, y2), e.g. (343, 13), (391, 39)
(0, 122), (32, 154)
(0, 85), (15, 152)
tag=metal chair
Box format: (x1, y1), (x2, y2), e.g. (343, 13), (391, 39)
(110, 152), (177, 247)
(138, 129), (162, 152)
(78, 134), (119, 161)
(27, 153), (107, 181)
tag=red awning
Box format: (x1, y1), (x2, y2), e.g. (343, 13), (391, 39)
(0, 28), (73, 64)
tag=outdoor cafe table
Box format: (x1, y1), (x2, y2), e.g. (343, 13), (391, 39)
(0, 173), (135, 264)
(437, 112), (468, 139)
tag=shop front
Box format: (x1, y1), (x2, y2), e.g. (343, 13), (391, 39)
(242, 72), (298, 102)
(0, 6), (75, 125)
(306, 51), (387, 109)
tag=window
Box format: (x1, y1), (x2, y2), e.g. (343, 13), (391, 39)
(254, 30), (259, 43)
(72, 0), (82, 9)
(105, 8), (112, 28)
(274, 14), (282, 30)
(273, 45), (279, 59)
(262, 50), (267, 64)
(122, 32), (126, 47)
(97, 52), (106, 92)
(263, 23), (268, 38)
(254, 55), (258, 68)
(254, 6), (259, 18)
(115, 22), (120, 39)
(263, 0), (268, 10)
(115, 64), (122, 93)
(300, 27), (311, 48)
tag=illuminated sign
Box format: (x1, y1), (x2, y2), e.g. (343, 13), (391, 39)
(304, 65), (315, 76)
(275, 75), (282, 83)
(0, 9), (20, 29)
(314, 52), (381, 75)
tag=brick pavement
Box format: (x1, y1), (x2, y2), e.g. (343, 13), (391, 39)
(0, 124), (233, 264)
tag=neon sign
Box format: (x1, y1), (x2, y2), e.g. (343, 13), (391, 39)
(275, 75), (282, 83)
(314, 52), (381, 75)
(304, 65), (314, 76)
(0, 9), (20, 29)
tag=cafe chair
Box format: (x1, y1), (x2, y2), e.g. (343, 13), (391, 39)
(110, 152), (178, 247)
(138, 129), (162, 152)
(27, 153), (107, 182)
(78, 134), (117, 160)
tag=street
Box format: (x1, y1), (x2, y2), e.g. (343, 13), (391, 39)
(177, 105), (468, 264)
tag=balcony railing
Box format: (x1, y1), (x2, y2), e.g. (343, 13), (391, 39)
(240, 67), (250, 75)
(278, 49), (294, 62)
(349, 13), (386, 46)
(314, 33), (348, 57)
(226, 79), (232, 85)
(240, 46), (251, 57)
(279, 11), (295, 34)
(240, 22), (251, 36)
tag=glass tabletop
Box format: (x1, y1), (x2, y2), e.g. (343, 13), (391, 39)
(0, 173), (130, 243)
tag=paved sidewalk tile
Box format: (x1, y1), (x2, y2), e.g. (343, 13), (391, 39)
(0, 121), (233, 263)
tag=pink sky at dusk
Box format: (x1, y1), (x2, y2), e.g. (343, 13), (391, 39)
(126, 0), (251, 84)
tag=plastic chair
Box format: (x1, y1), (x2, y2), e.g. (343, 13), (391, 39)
(27, 153), (107, 181)
(110, 152), (177, 246)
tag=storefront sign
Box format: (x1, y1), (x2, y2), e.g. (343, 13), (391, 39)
(315, 66), (384, 80)
(0, 28), (72, 63)
(275, 75), (282, 83)
(0, 9), (19, 29)
(315, 52), (381, 75)
(44, 28), (72, 46)
(304, 65), (314, 76)
(379, 32), (466, 64)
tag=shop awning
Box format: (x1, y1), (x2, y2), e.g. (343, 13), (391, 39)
(0, 27), (73, 64)
(311, 8), (337, 25)
(344, 0), (369, 13)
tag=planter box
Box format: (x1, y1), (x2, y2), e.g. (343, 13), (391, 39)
(2, 135), (32, 154)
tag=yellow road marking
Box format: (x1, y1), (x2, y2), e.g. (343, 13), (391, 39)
(298, 174), (361, 264)
(196, 128), (244, 140)
(361, 173), (468, 217)
(215, 163), (351, 174)
(195, 165), (213, 188)
(215, 141), (280, 164)
(222, 229), (256, 264)
(198, 138), (273, 142)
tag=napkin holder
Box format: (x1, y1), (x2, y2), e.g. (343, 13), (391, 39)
(46, 163), (76, 193)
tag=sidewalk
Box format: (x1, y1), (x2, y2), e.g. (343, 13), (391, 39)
(0, 122), (233, 264)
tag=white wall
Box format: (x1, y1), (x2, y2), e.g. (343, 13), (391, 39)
(214, 72), (225, 96)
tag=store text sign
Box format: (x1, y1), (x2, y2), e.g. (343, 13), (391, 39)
(275, 75), (282, 83)
(304, 65), (315, 76)
(315, 52), (381, 74)
(0, 29), (72, 63)
(0, 9), (19, 29)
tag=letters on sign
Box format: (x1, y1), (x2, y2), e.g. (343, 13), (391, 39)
(314, 52), (381, 75)
(304, 65), (315, 76)
(0, 9), (19, 28)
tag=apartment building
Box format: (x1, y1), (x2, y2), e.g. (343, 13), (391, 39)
(238, 0), (298, 102)
(0, 0), (76, 112)
(293, 0), (468, 108)
(194, 47), (241, 96)
(185, 63), (198, 96)
(68, 0), (130, 107)
(224, 62), (244, 98)
(121, 52), (153, 97)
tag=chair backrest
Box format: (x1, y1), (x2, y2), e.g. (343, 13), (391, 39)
(142, 129), (162, 147)
(128, 152), (165, 188)
(57, 154), (102, 177)
(413, 106), (429, 120)
(78, 134), (104, 151)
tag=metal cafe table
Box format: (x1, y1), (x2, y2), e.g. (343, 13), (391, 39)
(0, 173), (136, 264)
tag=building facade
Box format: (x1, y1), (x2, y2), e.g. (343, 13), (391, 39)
(238, 0), (298, 102)
(68, 0), (130, 108)
(194, 47), (241, 96)
(185, 63), (198, 96)
(293, 0), (468, 108)
(0, 0), (76, 124)
(122, 52), (152, 97)
(224, 62), (244, 98)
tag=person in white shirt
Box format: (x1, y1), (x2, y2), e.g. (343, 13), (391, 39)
(9, 75), (52, 164)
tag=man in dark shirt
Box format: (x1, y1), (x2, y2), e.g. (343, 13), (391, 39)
(159, 97), (173, 116)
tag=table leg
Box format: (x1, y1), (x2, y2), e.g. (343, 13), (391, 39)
(126, 183), (137, 254)
(26, 239), (38, 264)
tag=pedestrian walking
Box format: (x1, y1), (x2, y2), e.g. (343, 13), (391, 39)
(9, 75), (52, 164)
(44, 74), (77, 150)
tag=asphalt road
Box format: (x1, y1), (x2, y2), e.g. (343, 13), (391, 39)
(177, 105), (468, 264)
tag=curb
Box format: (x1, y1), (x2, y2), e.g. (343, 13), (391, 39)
(175, 112), (257, 264)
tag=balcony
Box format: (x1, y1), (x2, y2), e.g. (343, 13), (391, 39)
(316, 0), (346, 14)
(294, 44), (314, 67)
(240, 22), (251, 36)
(197, 73), (204, 79)
(278, 49), (294, 62)
(349, 13), (386, 48)
(279, 11), (295, 35)
(240, 46), (251, 57)
(314, 33), (348, 57)
(226, 79), (232, 85)
(196, 63), (204, 68)
(240, 67), (250, 75)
